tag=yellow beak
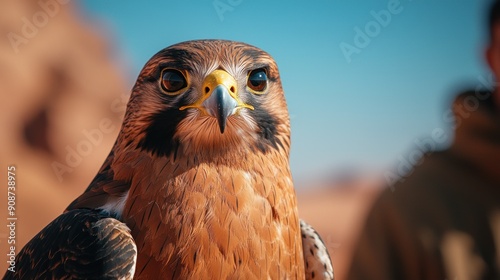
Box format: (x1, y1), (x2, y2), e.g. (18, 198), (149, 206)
(179, 69), (253, 133)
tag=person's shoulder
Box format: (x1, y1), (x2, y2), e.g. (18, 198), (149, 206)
(386, 150), (456, 194)
(453, 89), (496, 113)
(374, 150), (467, 214)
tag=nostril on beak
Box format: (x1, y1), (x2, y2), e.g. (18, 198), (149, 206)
(230, 86), (235, 93)
(204, 87), (210, 94)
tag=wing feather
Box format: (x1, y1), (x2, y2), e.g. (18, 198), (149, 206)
(300, 219), (334, 280)
(3, 209), (136, 280)
(66, 151), (130, 213)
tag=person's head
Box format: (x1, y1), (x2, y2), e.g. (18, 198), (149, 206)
(486, 0), (500, 108)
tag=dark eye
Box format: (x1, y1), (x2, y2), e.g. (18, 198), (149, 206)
(247, 68), (267, 93)
(161, 69), (187, 94)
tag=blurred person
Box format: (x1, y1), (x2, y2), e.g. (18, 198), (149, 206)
(347, 2), (500, 280)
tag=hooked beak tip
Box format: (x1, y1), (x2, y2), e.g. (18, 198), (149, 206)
(203, 85), (237, 134)
(219, 121), (226, 134)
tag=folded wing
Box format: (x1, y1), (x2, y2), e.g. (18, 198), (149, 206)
(300, 219), (334, 280)
(3, 209), (136, 280)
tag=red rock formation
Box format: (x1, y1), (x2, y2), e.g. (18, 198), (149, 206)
(0, 1), (128, 271)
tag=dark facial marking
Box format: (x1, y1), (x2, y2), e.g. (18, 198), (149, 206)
(247, 95), (282, 153)
(137, 96), (189, 159)
(155, 48), (194, 69)
(140, 48), (196, 83)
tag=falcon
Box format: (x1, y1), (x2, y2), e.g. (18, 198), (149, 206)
(4, 40), (333, 279)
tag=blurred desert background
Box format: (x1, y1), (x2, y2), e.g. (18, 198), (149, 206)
(0, 2), (384, 279)
(0, 1), (493, 279)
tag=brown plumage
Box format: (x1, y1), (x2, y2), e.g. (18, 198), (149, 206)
(4, 40), (333, 279)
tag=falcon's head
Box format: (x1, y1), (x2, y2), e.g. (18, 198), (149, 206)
(120, 40), (290, 162)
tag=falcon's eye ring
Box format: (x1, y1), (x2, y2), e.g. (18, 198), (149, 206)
(160, 69), (188, 95)
(247, 68), (268, 94)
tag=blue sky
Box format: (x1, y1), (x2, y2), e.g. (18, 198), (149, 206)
(81, 0), (493, 183)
